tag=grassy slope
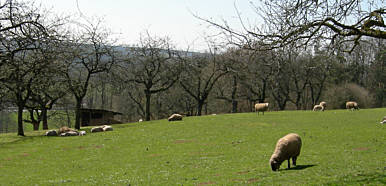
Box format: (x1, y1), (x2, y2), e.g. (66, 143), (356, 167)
(0, 108), (385, 185)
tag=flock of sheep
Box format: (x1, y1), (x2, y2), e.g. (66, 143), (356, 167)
(45, 125), (113, 137)
(45, 99), (377, 172)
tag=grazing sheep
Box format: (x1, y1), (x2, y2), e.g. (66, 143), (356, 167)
(91, 126), (104, 133)
(346, 101), (359, 111)
(138, 119), (143, 122)
(45, 130), (58, 136)
(168, 114), (183, 121)
(270, 133), (302, 171)
(319, 101), (327, 109)
(313, 105), (324, 111)
(102, 125), (113, 131)
(255, 103), (269, 115)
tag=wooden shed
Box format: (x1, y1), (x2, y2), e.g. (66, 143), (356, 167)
(80, 109), (122, 126)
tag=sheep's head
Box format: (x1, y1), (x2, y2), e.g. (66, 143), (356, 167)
(270, 157), (281, 171)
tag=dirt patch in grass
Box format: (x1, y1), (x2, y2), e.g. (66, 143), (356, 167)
(78, 146), (86, 150)
(21, 153), (29, 157)
(236, 170), (250, 175)
(198, 181), (216, 185)
(353, 147), (369, 151)
(94, 145), (103, 149)
(174, 139), (194, 144)
(149, 154), (160, 157)
(247, 178), (259, 183)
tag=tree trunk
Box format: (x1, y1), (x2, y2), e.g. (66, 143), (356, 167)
(231, 100), (238, 113)
(75, 98), (82, 130)
(145, 91), (151, 121)
(17, 105), (25, 136)
(42, 109), (48, 130)
(196, 100), (204, 116)
(32, 121), (39, 131)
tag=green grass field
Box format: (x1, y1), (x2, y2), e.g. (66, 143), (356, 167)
(0, 108), (385, 185)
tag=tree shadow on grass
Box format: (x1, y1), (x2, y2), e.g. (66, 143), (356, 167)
(284, 164), (316, 171)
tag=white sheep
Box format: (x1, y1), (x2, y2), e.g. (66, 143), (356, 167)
(255, 103), (269, 115)
(270, 133), (302, 171)
(79, 131), (86, 136)
(346, 101), (359, 111)
(313, 105), (324, 111)
(168, 114), (183, 121)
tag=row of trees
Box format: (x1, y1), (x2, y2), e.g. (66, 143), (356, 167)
(0, 0), (384, 135)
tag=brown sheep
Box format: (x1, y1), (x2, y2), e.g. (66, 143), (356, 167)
(346, 101), (359, 111)
(270, 133), (302, 171)
(255, 103), (269, 115)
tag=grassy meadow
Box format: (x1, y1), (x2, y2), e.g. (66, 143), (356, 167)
(0, 108), (385, 185)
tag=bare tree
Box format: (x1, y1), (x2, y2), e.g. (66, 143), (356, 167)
(198, 0), (385, 52)
(0, 1), (48, 136)
(115, 32), (181, 121)
(180, 46), (229, 116)
(61, 18), (116, 130)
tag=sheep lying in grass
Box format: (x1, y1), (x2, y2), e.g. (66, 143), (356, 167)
(270, 133), (302, 171)
(313, 105), (324, 111)
(58, 126), (77, 135)
(91, 126), (104, 133)
(102, 125), (113, 131)
(255, 103), (269, 115)
(91, 125), (113, 133)
(59, 131), (79, 136)
(346, 101), (359, 111)
(319, 101), (327, 110)
(45, 130), (58, 136)
(168, 114), (183, 121)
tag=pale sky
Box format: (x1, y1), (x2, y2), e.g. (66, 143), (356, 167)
(37, 0), (259, 51)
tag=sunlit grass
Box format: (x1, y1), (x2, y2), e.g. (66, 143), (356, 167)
(0, 108), (385, 185)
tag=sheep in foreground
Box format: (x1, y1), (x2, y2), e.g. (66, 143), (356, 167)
(168, 114), (183, 121)
(270, 133), (302, 171)
(255, 103), (269, 115)
(313, 104), (324, 111)
(346, 101), (359, 110)
(319, 101), (327, 110)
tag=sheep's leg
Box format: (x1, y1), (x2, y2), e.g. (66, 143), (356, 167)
(287, 158), (291, 169)
(292, 156), (297, 166)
